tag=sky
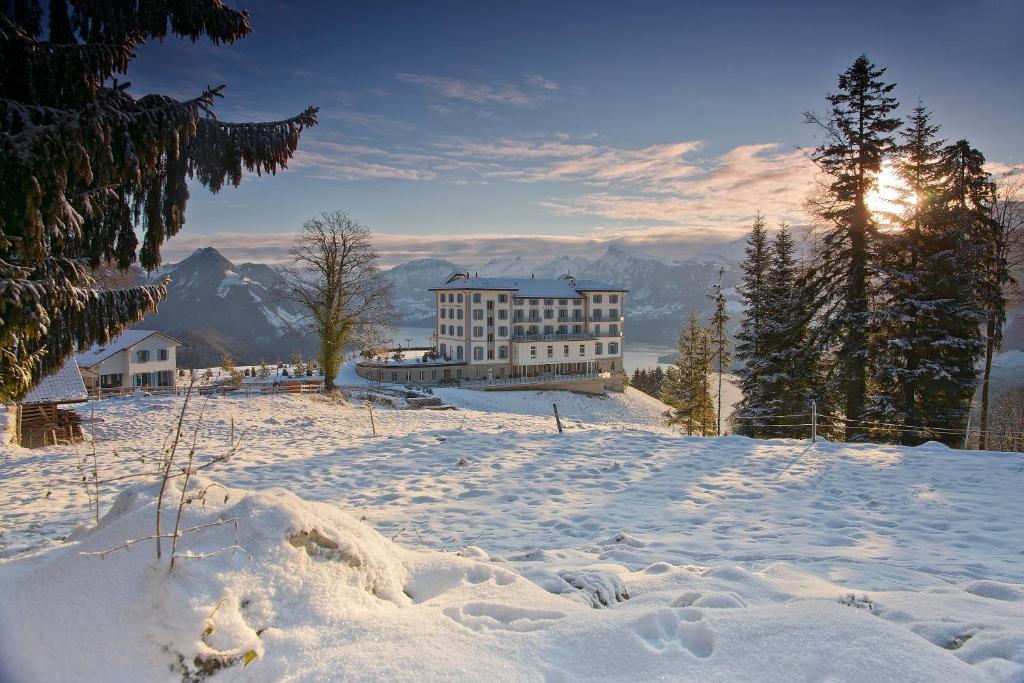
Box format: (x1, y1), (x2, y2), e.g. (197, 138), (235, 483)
(127, 0), (1024, 267)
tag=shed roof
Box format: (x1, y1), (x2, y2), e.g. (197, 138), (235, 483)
(22, 358), (88, 405)
(429, 276), (626, 297)
(75, 330), (181, 368)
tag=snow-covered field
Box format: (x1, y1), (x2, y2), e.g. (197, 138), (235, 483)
(1, 383), (1022, 681)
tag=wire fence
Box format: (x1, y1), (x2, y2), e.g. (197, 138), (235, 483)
(728, 403), (1024, 451)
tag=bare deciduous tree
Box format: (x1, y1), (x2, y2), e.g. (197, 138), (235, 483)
(278, 211), (395, 390)
(979, 170), (1024, 448)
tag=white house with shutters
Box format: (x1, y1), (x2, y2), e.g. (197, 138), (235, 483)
(75, 330), (181, 391)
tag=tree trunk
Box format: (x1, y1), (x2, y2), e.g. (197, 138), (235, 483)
(979, 318), (996, 450)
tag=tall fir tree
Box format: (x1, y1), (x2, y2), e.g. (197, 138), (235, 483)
(707, 267), (731, 435)
(1, 1), (318, 401)
(914, 139), (991, 444)
(733, 212), (772, 436)
(869, 104), (947, 442)
(805, 55), (901, 440)
(735, 224), (823, 438)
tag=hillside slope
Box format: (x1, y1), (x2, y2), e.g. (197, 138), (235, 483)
(0, 392), (1021, 681)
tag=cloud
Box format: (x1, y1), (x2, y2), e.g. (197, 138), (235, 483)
(396, 72), (557, 108)
(290, 143), (437, 182)
(524, 73), (559, 91)
(535, 143), (814, 230)
(320, 110), (417, 135)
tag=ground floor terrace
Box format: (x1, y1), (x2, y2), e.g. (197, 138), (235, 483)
(356, 356), (623, 390)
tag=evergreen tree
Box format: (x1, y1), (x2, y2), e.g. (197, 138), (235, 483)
(733, 213), (772, 435)
(735, 224), (824, 438)
(914, 139), (990, 444)
(1, 1), (318, 401)
(708, 267), (731, 435)
(805, 55), (901, 440)
(662, 311), (715, 435)
(869, 104), (947, 442)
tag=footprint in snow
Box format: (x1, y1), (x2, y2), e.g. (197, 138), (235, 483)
(632, 608), (714, 658)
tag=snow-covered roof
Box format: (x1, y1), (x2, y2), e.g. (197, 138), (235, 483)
(22, 358), (87, 405)
(430, 276), (626, 297)
(75, 330), (181, 368)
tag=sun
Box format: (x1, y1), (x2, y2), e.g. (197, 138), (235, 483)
(867, 162), (914, 227)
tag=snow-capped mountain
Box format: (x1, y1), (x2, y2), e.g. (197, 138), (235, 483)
(383, 243), (739, 345)
(135, 247), (314, 366)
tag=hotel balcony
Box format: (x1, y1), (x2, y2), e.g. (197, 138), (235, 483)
(510, 331), (598, 342)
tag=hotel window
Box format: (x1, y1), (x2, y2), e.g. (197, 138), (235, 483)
(529, 325), (539, 335)
(473, 309), (483, 320)
(610, 324), (619, 336)
(487, 349), (495, 360)
(498, 294), (508, 303)
(574, 324), (582, 333)
(514, 297), (525, 305)
(610, 294), (619, 303)
(441, 308), (447, 318)
(498, 309), (508, 320)
(473, 347), (483, 361)
(530, 346), (537, 359)
(158, 348), (169, 361)
(544, 308), (553, 319)
(610, 308), (619, 319)
(563, 344), (569, 357)
(457, 293), (464, 303)
(440, 324), (446, 334)
(558, 309), (567, 320)
(100, 373), (123, 388)
(498, 326), (508, 337)
(544, 325), (553, 335)
(457, 326), (463, 336)
(547, 345), (554, 358)
(544, 299), (553, 305)
(559, 298), (567, 305)
(440, 343), (447, 357)
(457, 346), (464, 360)
(513, 325), (524, 336)
(558, 324), (568, 334)
(579, 344), (586, 356)
(135, 350), (150, 362)
(456, 309), (463, 319)
(594, 323), (602, 334)
(498, 346), (508, 359)
(473, 326), (484, 337)
(473, 293), (481, 303)
(573, 299), (582, 306)
(513, 309), (524, 320)
(486, 300), (494, 310)
(596, 342), (604, 355)
(530, 299), (539, 305)
(593, 294), (603, 303)
(609, 342), (619, 354)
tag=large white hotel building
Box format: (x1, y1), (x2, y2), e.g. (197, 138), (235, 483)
(429, 272), (626, 384)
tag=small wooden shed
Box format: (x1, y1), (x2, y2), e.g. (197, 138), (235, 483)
(17, 358), (88, 448)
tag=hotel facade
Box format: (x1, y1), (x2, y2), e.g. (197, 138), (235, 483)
(356, 272), (627, 390)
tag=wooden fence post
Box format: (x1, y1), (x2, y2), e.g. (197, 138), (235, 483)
(367, 401), (377, 435)
(553, 403), (563, 434)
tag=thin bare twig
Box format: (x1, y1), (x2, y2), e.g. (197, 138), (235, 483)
(81, 517), (238, 559)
